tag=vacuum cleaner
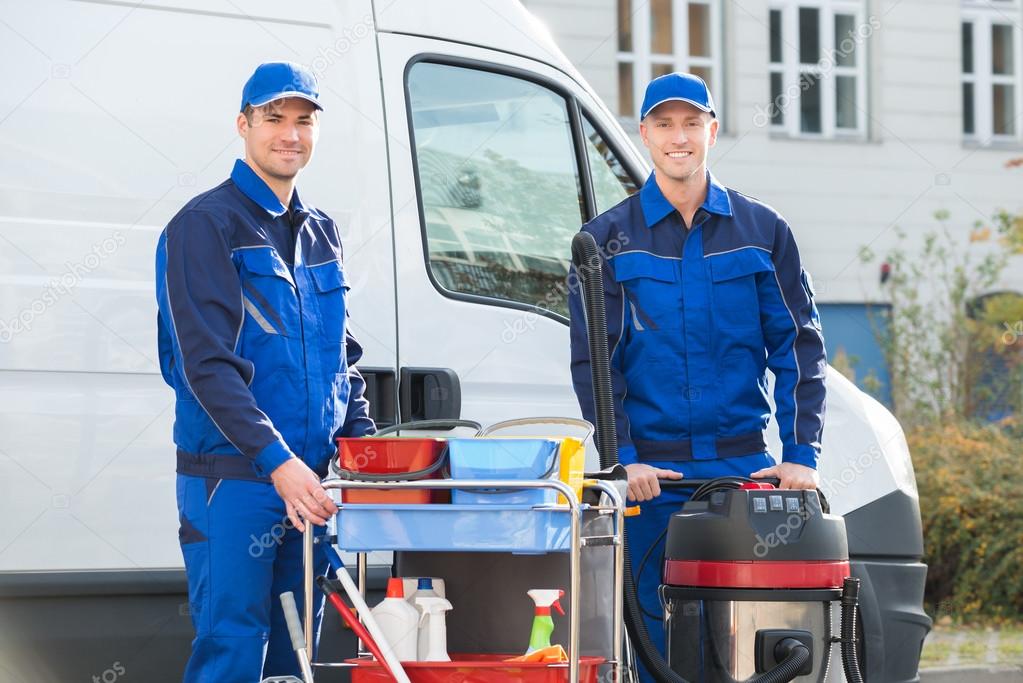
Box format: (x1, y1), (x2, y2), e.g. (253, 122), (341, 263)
(571, 232), (865, 683)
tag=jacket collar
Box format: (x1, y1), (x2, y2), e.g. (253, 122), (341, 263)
(639, 168), (733, 228)
(231, 159), (307, 218)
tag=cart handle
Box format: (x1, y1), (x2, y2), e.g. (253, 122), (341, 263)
(371, 419), (482, 437)
(480, 416), (595, 443)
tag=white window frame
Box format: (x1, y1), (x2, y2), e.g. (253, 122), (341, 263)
(616, 0), (724, 121)
(961, 0), (1023, 143)
(768, 0), (868, 139)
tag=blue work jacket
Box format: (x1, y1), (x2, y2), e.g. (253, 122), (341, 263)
(156, 159), (374, 482)
(569, 171), (826, 469)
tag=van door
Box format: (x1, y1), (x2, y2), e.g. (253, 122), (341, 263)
(377, 33), (643, 429)
(0, 0), (397, 577)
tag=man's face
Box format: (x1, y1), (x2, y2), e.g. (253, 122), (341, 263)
(237, 97), (319, 182)
(640, 100), (718, 183)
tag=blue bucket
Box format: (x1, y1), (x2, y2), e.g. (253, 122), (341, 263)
(447, 438), (560, 505)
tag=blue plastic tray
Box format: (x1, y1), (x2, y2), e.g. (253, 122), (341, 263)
(336, 503), (575, 554)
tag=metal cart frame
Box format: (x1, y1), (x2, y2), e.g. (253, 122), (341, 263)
(302, 478), (626, 682)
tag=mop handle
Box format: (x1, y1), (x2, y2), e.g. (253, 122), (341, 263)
(317, 577), (398, 678)
(323, 547), (413, 683)
(279, 592), (316, 683)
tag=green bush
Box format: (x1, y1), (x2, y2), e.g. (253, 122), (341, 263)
(910, 420), (1023, 621)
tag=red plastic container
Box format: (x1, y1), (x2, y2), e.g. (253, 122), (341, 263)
(347, 654), (605, 682)
(335, 437), (449, 504)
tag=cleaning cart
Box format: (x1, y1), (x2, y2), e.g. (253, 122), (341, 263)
(293, 418), (628, 682)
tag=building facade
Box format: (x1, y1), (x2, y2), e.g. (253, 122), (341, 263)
(525, 0), (1023, 401)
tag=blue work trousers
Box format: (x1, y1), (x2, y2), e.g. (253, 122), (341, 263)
(176, 474), (329, 682)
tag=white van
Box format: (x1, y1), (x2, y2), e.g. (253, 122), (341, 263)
(0, 1), (929, 681)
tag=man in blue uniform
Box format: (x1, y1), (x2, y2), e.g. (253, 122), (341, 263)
(569, 73), (827, 678)
(156, 62), (375, 682)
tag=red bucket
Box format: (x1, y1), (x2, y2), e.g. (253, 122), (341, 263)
(335, 436), (448, 504)
(347, 654), (605, 683)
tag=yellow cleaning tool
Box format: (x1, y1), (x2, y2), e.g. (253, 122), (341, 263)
(556, 437), (585, 504)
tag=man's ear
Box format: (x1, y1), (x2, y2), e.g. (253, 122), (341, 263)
(236, 112), (248, 139)
(707, 118), (720, 148)
(639, 120), (649, 149)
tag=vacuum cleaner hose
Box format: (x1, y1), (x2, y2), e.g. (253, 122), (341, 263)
(764, 639), (812, 683)
(841, 577), (866, 683)
(571, 232), (619, 462)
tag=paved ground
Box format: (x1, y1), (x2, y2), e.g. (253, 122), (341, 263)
(920, 625), (1023, 681)
(920, 666), (1023, 682)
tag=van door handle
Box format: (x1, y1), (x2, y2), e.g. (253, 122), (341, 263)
(398, 367), (461, 422)
(357, 367), (397, 428)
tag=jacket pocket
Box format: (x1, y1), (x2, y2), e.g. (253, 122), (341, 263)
(237, 247), (299, 338)
(308, 259), (349, 344)
(611, 251), (682, 331)
(708, 248), (775, 331)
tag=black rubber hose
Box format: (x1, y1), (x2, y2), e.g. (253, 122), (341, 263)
(331, 449), (448, 481)
(760, 639), (812, 683)
(841, 577), (866, 683)
(571, 232), (618, 462)
(819, 601), (835, 680)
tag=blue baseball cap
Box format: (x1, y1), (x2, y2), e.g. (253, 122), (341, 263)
(640, 72), (715, 120)
(240, 62), (323, 112)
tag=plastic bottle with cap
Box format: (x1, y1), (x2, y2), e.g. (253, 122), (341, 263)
(408, 577), (439, 605)
(369, 578), (419, 662)
(413, 596), (453, 662)
(525, 589), (565, 654)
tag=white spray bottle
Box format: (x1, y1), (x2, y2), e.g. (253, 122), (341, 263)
(414, 596), (453, 662)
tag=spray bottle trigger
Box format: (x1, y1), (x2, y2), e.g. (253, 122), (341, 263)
(553, 589), (565, 615)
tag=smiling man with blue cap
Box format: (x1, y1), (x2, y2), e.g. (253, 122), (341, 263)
(569, 73), (828, 680)
(155, 62), (375, 681)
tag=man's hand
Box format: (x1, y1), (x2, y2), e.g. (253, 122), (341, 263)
(751, 462), (819, 490)
(624, 463), (683, 502)
(270, 458), (339, 532)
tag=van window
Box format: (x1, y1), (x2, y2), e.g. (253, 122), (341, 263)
(582, 116), (640, 213)
(407, 62), (586, 317)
